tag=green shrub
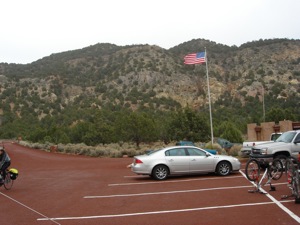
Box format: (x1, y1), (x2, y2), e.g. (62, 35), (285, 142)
(204, 142), (223, 154)
(228, 144), (242, 156)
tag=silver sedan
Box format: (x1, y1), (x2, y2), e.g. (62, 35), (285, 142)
(131, 146), (241, 180)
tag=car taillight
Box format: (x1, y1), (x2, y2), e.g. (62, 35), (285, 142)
(135, 158), (143, 164)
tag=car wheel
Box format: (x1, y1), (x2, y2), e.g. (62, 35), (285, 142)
(152, 165), (169, 180)
(216, 161), (231, 176)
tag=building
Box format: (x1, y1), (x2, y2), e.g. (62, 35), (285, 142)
(247, 120), (300, 141)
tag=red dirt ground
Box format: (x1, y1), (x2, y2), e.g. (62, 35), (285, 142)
(0, 141), (299, 225)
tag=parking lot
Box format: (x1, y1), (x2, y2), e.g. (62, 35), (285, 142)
(1, 141), (300, 225)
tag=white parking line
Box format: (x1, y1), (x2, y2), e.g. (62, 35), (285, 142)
(37, 200), (294, 222)
(85, 185), (252, 198)
(0, 191), (61, 225)
(36, 172), (299, 223)
(239, 170), (300, 223)
(84, 184), (285, 199)
(109, 175), (244, 186)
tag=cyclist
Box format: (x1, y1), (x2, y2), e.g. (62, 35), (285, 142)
(0, 147), (11, 185)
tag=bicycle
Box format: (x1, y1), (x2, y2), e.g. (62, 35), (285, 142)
(281, 157), (300, 203)
(0, 168), (18, 190)
(245, 155), (283, 193)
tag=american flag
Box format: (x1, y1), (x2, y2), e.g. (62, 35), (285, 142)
(184, 52), (206, 65)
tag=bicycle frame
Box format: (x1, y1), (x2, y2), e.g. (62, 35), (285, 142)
(248, 164), (275, 193)
(246, 157), (283, 194)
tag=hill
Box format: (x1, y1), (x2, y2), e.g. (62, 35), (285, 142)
(0, 38), (299, 145)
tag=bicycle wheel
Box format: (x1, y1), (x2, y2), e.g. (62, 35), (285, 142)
(286, 158), (294, 184)
(270, 158), (283, 180)
(286, 158), (300, 202)
(294, 169), (300, 203)
(4, 173), (13, 190)
(245, 158), (260, 181)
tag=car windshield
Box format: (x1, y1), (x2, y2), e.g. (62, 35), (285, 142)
(276, 132), (296, 143)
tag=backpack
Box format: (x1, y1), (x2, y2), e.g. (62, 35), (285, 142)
(9, 168), (18, 180)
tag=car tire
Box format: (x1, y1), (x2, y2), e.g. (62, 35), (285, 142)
(216, 161), (231, 176)
(152, 165), (169, 180)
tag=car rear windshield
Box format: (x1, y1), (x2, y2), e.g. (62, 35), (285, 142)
(146, 149), (160, 155)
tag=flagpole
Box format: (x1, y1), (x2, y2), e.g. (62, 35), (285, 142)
(204, 48), (214, 144)
(184, 50), (213, 144)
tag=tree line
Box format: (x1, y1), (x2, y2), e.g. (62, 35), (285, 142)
(1, 100), (298, 147)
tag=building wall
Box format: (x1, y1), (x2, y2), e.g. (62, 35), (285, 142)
(246, 120), (298, 141)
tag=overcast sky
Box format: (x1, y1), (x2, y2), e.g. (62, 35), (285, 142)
(1, 0), (299, 64)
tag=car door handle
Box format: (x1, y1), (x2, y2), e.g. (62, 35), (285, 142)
(191, 159), (196, 161)
(169, 159), (174, 162)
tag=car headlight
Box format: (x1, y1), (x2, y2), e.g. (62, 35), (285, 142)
(260, 148), (268, 154)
